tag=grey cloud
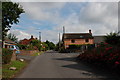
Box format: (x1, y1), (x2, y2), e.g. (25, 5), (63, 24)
(19, 2), (65, 21)
(8, 29), (31, 40)
(79, 2), (118, 25)
(9, 2), (118, 43)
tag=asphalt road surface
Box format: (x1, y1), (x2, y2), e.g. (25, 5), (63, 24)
(16, 51), (119, 79)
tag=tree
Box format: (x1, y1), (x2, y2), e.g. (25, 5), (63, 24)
(2, 2), (24, 40)
(42, 42), (49, 51)
(30, 40), (42, 51)
(45, 40), (55, 50)
(30, 40), (40, 46)
(16, 44), (27, 50)
(7, 33), (18, 42)
(104, 32), (120, 46)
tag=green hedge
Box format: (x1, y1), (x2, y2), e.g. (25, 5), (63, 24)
(17, 44), (27, 50)
(2, 48), (13, 64)
(68, 44), (95, 50)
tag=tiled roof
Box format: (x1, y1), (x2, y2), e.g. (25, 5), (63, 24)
(19, 36), (37, 45)
(63, 33), (93, 39)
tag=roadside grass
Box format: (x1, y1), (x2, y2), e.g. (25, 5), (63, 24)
(2, 60), (27, 78)
(31, 51), (43, 56)
(2, 51), (43, 78)
(0, 68), (2, 79)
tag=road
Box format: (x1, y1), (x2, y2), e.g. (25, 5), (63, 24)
(16, 51), (119, 79)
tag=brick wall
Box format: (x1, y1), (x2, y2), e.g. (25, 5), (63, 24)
(18, 50), (39, 56)
(64, 39), (94, 49)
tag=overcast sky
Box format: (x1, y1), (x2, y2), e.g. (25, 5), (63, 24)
(9, 1), (118, 43)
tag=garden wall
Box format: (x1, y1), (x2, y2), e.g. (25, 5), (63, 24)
(18, 50), (39, 56)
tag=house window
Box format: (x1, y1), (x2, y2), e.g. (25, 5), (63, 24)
(85, 39), (89, 42)
(71, 39), (75, 43)
(80, 36), (83, 38)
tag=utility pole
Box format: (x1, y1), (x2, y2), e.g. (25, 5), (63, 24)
(63, 26), (65, 50)
(59, 33), (60, 50)
(39, 32), (41, 42)
(63, 26), (65, 33)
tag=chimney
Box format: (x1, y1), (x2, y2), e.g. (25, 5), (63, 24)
(89, 30), (92, 35)
(31, 35), (33, 39)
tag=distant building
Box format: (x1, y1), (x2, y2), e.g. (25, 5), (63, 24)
(93, 36), (105, 44)
(19, 35), (38, 45)
(62, 30), (94, 49)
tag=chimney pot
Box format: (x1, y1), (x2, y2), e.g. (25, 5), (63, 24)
(31, 35), (33, 38)
(89, 30), (92, 34)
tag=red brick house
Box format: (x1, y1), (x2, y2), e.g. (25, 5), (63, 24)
(62, 30), (94, 49)
(19, 35), (37, 45)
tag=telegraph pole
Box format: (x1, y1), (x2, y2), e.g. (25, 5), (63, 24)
(39, 32), (41, 42)
(63, 26), (65, 33)
(59, 33), (60, 50)
(63, 26), (65, 50)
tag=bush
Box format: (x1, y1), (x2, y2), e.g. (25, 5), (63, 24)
(68, 44), (81, 49)
(2, 48), (13, 64)
(77, 43), (120, 73)
(104, 32), (120, 46)
(17, 44), (27, 50)
(26, 45), (34, 50)
(55, 46), (59, 51)
(36, 44), (42, 51)
(87, 44), (95, 50)
(59, 47), (68, 53)
(45, 40), (55, 50)
(42, 42), (49, 51)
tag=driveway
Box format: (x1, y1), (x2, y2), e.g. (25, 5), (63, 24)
(15, 51), (119, 79)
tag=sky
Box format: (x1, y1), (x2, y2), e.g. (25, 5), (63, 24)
(9, 0), (118, 43)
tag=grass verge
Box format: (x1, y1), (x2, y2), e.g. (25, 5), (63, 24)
(31, 51), (43, 56)
(2, 60), (27, 79)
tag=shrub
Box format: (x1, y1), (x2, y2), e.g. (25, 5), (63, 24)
(36, 44), (42, 51)
(87, 44), (95, 50)
(68, 44), (81, 49)
(104, 32), (120, 46)
(55, 45), (59, 51)
(45, 40), (55, 50)
(42, 42), (49, 51)
(77, 43), (120, 73)
(59, 47), (68, 53)
(17, 44), (27, 50)
(26, 45), (34, 50)
(2, 48), (13, 64)
(30, 40), (40, 46)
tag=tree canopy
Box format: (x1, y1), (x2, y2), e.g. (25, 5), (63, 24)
(2, 2), (24, 40)
(30, 40), (40, 46)
(45, 40), (55, 50)
(104, 32), (120, 46)
(7, 33), (18, 42)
